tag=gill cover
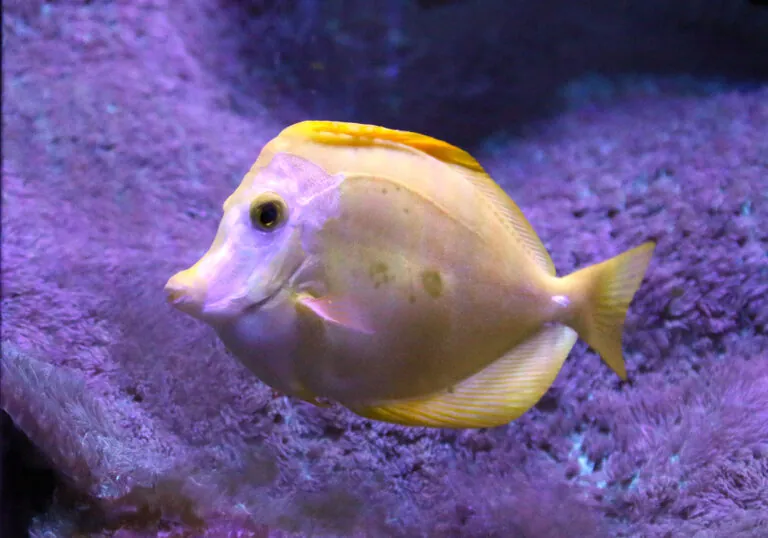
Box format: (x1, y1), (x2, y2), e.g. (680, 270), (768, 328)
(165, 152), (344, 322)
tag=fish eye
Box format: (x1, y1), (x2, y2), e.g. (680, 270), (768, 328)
(249, 194), (288, 231)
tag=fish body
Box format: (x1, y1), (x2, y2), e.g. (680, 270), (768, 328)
(165, 121), (655, 428)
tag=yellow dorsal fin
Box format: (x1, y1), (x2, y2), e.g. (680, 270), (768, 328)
(463, 169), (556, 275)
(282, 121), (555, 275)
(281, 120), (486, 173)
(351, 324), (578, 428)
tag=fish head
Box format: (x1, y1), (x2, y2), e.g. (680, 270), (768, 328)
(164, 151), (343, 326)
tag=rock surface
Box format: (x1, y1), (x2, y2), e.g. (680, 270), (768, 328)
(2, 1), (767, 536)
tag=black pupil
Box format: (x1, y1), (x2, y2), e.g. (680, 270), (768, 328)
(258, 202), (279, 228)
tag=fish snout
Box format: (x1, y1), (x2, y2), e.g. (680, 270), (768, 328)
(164, 270), (207, 316)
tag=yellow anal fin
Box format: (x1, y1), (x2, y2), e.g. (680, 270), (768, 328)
(352, 324), (578, 429)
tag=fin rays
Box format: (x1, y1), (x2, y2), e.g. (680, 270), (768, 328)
(352, 324), (578, 428)
(284, 120), (555, 274)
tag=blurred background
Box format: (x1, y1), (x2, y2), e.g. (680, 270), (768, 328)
(194, 0), (768, 146)
(2, 1), (767, 537)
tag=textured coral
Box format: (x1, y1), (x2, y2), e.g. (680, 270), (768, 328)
(2, 1), (767, 537)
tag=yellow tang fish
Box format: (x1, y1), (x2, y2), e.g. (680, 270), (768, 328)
(164, 121), (655, 429)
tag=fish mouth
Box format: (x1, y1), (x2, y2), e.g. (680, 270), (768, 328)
(243, 285), (284, 313)
(202, 286), (281, 320)
(202, 261), (304, 321)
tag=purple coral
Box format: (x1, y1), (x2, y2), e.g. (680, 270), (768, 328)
(2, 1), (767, 536)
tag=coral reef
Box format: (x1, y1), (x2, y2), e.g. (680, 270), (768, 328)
(2, 1), (767, 536)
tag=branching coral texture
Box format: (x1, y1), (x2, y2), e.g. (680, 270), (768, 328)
(2, 1), (767, 536)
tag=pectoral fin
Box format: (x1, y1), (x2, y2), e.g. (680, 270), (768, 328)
(295, 292), (374, 334)
(351, 324), (578, 428)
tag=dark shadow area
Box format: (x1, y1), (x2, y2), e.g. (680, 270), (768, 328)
(0, 411), (59, 538)
(201, 0), (768, 147)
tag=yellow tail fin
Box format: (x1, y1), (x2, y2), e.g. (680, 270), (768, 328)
(563, 242), (655, 380)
